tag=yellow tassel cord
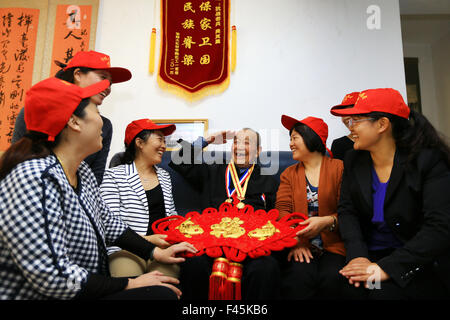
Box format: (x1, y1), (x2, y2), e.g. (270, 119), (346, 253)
(231, 25), (236, 72)
(149, 28), (157, 74)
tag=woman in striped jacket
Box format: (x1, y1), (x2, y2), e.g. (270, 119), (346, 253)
(100, 119), (180, 279)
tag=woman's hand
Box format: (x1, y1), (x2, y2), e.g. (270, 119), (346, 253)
(206, 131), (235, 145)
(143, 234), (171, 249)
(296, 216), (334, 239)
(339, 257), (390, 288)
(153, 241), (198, 264)
(287, 237), (313, 263)
(125, 270), (182, 298)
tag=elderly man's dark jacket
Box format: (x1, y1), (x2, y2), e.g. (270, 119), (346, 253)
(169, 139), (279, 212)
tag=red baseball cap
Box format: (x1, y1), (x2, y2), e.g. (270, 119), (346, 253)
(330, 88), (410, 119)
(125, 119), (176, 146)
(64, 50), (132, 83)
(281, 115), (330, 154)
(330, 91), (360, 113)
(25, 77), (110, 141)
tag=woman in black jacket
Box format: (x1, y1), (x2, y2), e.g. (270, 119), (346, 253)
(331, 88), (450, 299)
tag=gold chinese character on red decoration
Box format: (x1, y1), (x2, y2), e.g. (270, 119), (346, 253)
(200, 54), (210, 65)
(182, 36), (196, 49)
(184, 2), (196, 13)
(182, 19), (195, 29)
(198, 37), (212, 47)
(200, 1), (212, 12)
(182, 54), (195, 65)
(200, 17), (211, 30)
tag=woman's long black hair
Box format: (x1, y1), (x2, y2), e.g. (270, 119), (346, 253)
(369, 110), (450, 167)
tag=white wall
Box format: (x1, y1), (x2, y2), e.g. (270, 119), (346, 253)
(401, 15), (450, 138)
(95, 0), (407, 163)
(431, 32), (450, 136)
(402, 43), (439, 126)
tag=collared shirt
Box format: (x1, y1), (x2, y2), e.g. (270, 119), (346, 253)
(0, 155), (129, 299)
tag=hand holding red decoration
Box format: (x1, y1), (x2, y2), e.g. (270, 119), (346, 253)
(143, 234), (171, 248)
(153, 241), (198, 264)
(206, 130), (235, 145)
(296, 216), (335, 239)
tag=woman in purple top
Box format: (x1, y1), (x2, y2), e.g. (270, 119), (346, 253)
(331, 88), (450, 299)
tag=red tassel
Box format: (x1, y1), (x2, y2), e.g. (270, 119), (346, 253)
(209, 258), (229, 300)
(225, 262), (243, 300)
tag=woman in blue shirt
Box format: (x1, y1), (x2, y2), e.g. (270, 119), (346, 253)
(331, 88), (450, 299)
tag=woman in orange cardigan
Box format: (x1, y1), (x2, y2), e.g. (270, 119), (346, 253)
(276, 115), (359, 299)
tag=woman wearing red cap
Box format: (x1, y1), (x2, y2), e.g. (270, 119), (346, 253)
(331, 88), (450, 299)
(330, 92), (359, 160)
(275, 115), (355, 299)
(11, 50), (132, 185)
(0, 78), (196, 300)
(100, 119), (180, 279)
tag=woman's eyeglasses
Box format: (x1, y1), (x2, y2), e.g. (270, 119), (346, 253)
(347, 117), (374, 127)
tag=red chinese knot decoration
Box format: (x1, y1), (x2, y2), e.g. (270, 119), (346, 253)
(152, 202), (307, 262)
(152, 202), (307, 300)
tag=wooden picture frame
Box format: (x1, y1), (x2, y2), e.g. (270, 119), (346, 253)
(152, 119), (209, 151)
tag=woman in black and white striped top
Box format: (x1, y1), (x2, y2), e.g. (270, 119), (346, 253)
(100, 119), (181, 278)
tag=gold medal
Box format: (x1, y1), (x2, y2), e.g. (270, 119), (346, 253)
(236, 202), (245, 209)
(225, 198), (233, 203)
(226, 162), (254, 209)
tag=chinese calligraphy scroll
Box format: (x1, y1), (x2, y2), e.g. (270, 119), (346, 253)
(49, 4), (94, 77)
(158, 0), (230, 101)
(0, 8), (40, 151)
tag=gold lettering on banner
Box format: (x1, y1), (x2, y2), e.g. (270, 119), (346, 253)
(182, 19), (195, 29)
(183, 2), (196, 13)
(175, 217), (204, 238)
(182, 36), (196, 49)
(182, 54), (195, 65)
(199, 37), (212, 47)
(200, 54), (210, 65)
(210, 217), (246, 239)
(200, 17), (211, 30)
(248, 221), (280, 241)
(200, 1), (212, 12)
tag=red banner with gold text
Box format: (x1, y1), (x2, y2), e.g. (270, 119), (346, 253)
(0, 8), (39, 151)
(158, 0), (230, 101)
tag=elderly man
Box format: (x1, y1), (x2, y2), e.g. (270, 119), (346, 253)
(169, 128), (280, 300)
(169, 128), (278, 211)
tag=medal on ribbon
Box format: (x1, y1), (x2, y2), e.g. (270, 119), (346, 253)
(225, 162), (254, 209)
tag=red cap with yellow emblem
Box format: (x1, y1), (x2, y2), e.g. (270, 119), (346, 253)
(330, 88), (410, 119)
(124, 119), (176, 146)
(24, 77), (111, 141)
(64, 50), (132, 83)
(330, 92), (360, 113)
(281, 115), (333, 157)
